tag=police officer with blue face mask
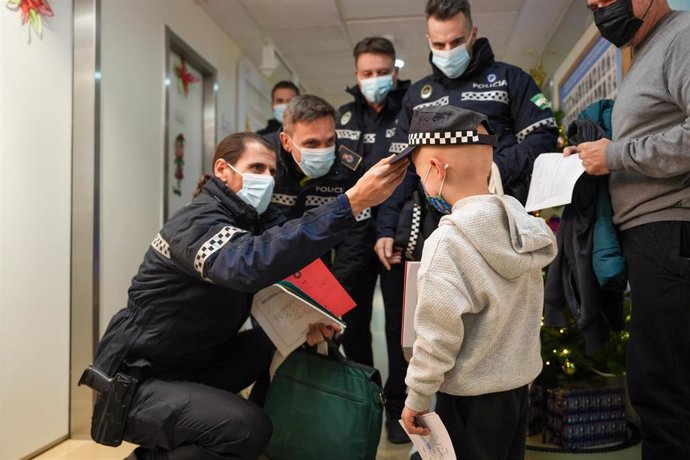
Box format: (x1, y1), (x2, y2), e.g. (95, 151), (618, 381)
(335, 36), (413, 444)
(375, 0), (558, 284)
(257, 80), (300, 137)
(263, 96), (376, 335)
(85, 130), (408, 460)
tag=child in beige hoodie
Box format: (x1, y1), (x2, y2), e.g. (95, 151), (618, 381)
(396, 105), (557, 459)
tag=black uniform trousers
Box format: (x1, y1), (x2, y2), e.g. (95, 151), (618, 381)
(340, 254), (409, 421)
(341, 252), (378, 367)
(379, 261), (409, 420)
(436, 386), (528, 460)
(621, 221), (690, 460)
(123, 328), (276, 460)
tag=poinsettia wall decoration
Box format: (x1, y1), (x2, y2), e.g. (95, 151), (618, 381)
(174, 58), (200, 97)
(7, 0), (53, 39)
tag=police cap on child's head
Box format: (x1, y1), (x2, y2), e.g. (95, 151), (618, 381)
(393, 105), (497, 162)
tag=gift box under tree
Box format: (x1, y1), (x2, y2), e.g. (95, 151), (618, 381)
(546, 386), (627, 449)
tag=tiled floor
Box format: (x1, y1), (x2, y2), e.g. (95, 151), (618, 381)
(33, 286), (641, 459)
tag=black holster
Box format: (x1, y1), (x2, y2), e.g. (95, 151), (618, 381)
(78, 365), (138, 447)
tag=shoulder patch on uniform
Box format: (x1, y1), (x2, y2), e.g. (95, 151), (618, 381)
(530, 93), (552, 110)
(420, 84), (433, 99)
(340, 111), (352, 125)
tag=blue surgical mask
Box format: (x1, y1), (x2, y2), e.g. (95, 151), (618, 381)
(430, 42), (471, 79)
(421, 164), (453, 215)
(226, 162), (274, 214)
(359, 74), (394, 104)
(273, 103), (287, 123)
(289, 138), (335, 179)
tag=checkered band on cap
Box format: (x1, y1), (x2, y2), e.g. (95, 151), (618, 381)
(194, 226), (245, 279)
(408, 130), (481, 146)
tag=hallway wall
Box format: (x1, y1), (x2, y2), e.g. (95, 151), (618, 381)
(99, 0), (248, 332)
(0, 1), (73, 458)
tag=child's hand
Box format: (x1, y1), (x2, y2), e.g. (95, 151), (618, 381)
(401, 406), (431, 436)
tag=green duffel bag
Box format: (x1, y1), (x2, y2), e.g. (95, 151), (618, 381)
(264, 344), (384, 460)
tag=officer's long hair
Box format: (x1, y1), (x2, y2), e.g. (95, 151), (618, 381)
(193, 132), (275, 198)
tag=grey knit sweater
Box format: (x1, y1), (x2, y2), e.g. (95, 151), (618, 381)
(405, 195), (557, 412)
(606, 10), (690, 230)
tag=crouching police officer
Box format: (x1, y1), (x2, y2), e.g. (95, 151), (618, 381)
(80, 131), (407, 460)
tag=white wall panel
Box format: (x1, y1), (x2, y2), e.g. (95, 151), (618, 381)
(0, 1), (73, 458)
(99, 0), (244, 333)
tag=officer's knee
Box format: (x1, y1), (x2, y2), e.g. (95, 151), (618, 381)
(214, 403), (273, 459)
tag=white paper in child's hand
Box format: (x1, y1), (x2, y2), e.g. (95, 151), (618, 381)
(399, 412), (456, 460)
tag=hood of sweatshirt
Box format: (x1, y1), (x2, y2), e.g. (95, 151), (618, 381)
(442, 194), (557, 280)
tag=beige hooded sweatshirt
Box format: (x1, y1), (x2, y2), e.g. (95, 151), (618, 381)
(405, 194), (557, 412)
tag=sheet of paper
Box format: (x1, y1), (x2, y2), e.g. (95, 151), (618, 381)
(399, 412), (456, 460)
(401, 261), (421, 347)
(284, 258), (356, 316)
(251, 284), (345, 356)
(525, 153), (586, 212)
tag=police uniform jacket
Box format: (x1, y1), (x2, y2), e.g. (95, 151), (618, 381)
(256, 118), (282, 137)
(264, 131), (371, 295)
(93, 177), (358, 380)
(377, 38), (558, 238)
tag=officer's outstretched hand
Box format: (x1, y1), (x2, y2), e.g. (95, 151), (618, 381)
(345, 155), (408, 216)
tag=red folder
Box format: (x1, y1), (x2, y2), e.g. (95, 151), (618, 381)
(284, 259), (356, 317)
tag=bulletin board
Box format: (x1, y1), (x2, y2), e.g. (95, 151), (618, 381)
(558, 36), (622, 128)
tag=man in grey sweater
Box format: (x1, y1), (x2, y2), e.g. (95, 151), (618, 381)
(567, 1), (690, 458)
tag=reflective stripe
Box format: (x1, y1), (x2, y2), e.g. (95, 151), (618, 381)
(412, 96), (449, 112)
(193, 226), (245, 278)
(461, 91), (509, 104)
(363, 133), (376, 144)
(386, 127), (396, 138)
(516, 117), (557, 144)
(305, 195), (336, 207)
(355, 207), (372, 222)
(389, 142), (408, 154)
(151, 233), (170, 259)
(271, 194), (297, 206)
(336, 129), (361, 141)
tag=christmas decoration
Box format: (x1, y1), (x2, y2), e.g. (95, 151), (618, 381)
(174, 58), (200, 97)
(546, 386), (627, 449)
(6, 0), (53, 39)
(172, 133), (185, 196)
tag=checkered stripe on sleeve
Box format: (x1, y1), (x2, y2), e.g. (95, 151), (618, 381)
(405, 202), (422, 260)
(408, 130), (480, 146)
(412, 96), (450, 112)
(193, 226), (245, 278)
(363, 133), (376, 144)
(305, 195), (336, 207)
(271, 194), (297, 206)
(516, 117), (557, 144)
(460, 91), (509, 104)
(336, 129), (361, 141)
(151, 233), (171, 259)
(355, 207), (372, 222)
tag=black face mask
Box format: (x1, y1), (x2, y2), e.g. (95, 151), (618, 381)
(594, 0), (653, 48)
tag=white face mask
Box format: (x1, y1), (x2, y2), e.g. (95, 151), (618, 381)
(430, 42), (471, 79)
(288, 138), (336, 178)
(226, 162), (274, 214)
